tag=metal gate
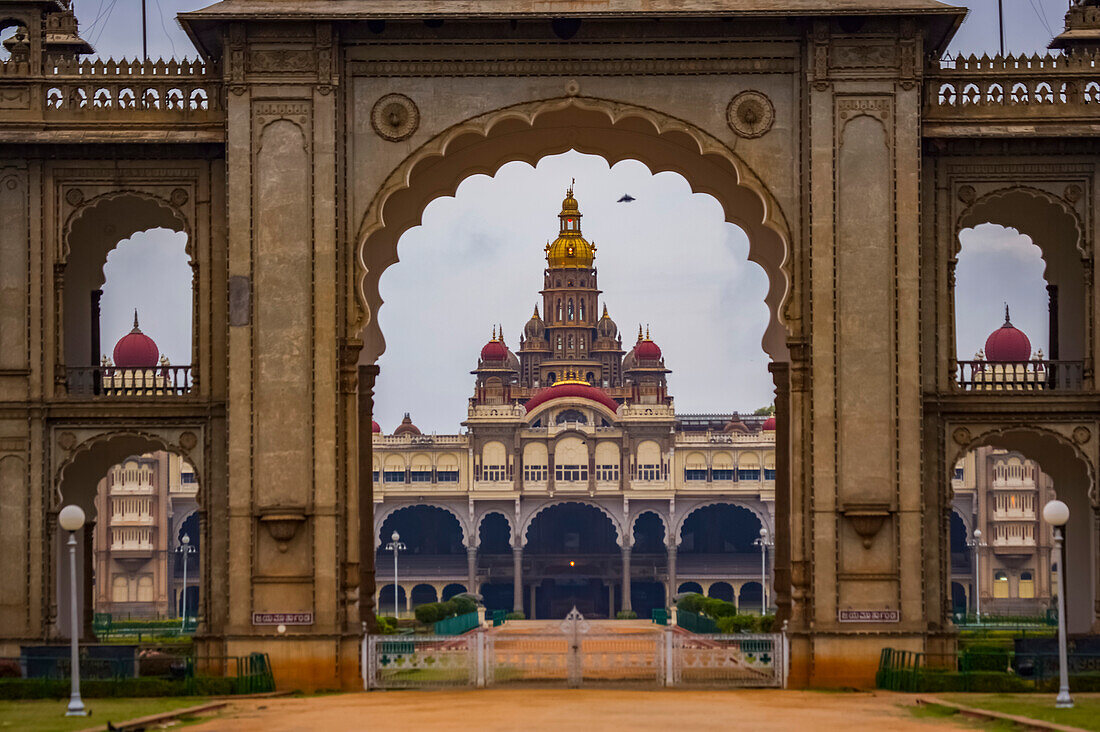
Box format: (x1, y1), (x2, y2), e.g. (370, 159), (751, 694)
(364, 610), (785, 689)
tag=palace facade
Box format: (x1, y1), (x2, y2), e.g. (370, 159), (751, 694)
(372, 190), (777, 619)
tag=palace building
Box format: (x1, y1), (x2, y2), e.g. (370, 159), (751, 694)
(372, 189), (777, 619)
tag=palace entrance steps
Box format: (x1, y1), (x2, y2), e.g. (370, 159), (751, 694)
(364, 611), (786, 689)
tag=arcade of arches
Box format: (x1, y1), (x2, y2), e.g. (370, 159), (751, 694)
(4, 0), (1100, 691)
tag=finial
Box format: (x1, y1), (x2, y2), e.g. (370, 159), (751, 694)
(602, 303), (609, 317)
(638, 325), (643, 341)
(491, 324), (496, 341)
(646, 325), (650, 340)
(533, 304), (540, 318)
(1004, 302), (1011, 326)
(131, 309), (140, 332)
(498, 324), (504, 342)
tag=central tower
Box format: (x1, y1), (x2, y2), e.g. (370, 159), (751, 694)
(518, 185), (626, 388)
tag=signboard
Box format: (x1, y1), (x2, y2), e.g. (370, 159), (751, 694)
(252, 612), (313, 626)
(838, 609), (899, 623)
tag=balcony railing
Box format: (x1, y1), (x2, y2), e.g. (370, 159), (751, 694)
(65, 366), (192, 397)
(955, 360), (1084, 392)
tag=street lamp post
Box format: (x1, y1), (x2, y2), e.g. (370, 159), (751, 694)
(176, 534), (196, 632)
(384, 531), (406, 618)
(1043, 499), (1073, 709)
(754, 528), (774, 615)
(58, 505), (88, 717)
(966, 528), (987, 623)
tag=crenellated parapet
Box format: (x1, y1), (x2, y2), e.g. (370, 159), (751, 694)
(925, 51), (1100, 131)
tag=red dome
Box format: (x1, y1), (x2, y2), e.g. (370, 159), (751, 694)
(480, 340), (508, 361)
(393, 413), (421, 436)
(525, 383), (619, 414)
(371, 421), (382, 433)
(635, 339), (662, 360)
(985, 310), (1032, 362)
(112, 312), (160, 368)
(762, 416), (776, 431)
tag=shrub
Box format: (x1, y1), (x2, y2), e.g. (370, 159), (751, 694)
(960, 644), (1012, 673)
(414, 603), (446, 625)
(374, 615), (399, 634)
(616, 610), (638, 620)
(505, 611), (525, 620)
(676, 593), (706, 615)
(702, 597), (736, 619)
(716, 615), (756, 634)
(450, 596), (477, 616)
(756, 614), (777, 633)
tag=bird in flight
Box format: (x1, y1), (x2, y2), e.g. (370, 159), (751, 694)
(617, 194), (636, 203)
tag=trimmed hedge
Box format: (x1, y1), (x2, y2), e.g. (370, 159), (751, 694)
(0, 675), (237, 700)
(414, 596), (480, 626)
(616, 610), (638, 620)
(505, 612), (525, 620)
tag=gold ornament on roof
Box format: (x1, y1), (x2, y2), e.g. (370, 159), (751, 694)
(546, 182), (595, 269)
(553, 368), (589, 386)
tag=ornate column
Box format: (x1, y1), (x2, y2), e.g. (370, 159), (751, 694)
(769, 362), (791, 624)
(466, 544), (477, 595)
(667, 541), (677, 602)
(512, 545), (523, 613)
(358, 364), (380, 628)
(621, 544), (632, 613)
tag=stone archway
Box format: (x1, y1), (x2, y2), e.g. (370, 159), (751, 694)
(51, 428), (206, 640)
(352, 97), (794, 365)
(949, 426), (1098, 633)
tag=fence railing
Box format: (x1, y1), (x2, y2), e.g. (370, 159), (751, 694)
(0, 651), (274, 696)
(955, 360), (1084, 392)
(65, 365), (193, 397)
(676, 610), (719, 634)
(364, 628), (785, 689)
(877, 647), (1100, 692)
(434, 612), (479, 636)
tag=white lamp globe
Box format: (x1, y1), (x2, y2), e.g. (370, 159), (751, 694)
(1043, 499), (1070, 527)
(181, 534), (190, 545)
(58, 505), (86, 532)
(973, 528), (982, 539)
(392, 531), (400, 542)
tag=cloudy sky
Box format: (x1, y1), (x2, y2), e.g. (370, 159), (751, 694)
(74, 1), (1063, 432)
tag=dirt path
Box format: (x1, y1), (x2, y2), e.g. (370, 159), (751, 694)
(186, 689), (966, 731)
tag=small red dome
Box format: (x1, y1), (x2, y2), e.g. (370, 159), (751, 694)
(525, 383), (619, 414)
(112, 312), (160, 368)
(393, 413), (421, 437)
(480, 340), (508, 361)
(371, 421), (382, 433)
(635, 339), (662, 361)
(985, 309), (1032, 362)
(762, 416), (776, 431)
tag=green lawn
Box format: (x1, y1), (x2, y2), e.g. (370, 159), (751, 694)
(0, 697), (210, 732)
(940, 693), (1100, 731)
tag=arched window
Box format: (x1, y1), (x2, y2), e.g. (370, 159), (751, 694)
(112, 575), (129, 603)
(557, 299), (563, 321)
(579, 300), (585, 320)
(1019, 571), (1035, 599)
(568, 299), (574, 321)
(556, 336), (563, 351)
(579, 336), (585, 351)
(568, 334), (574, 350)
(137, 575), (154, 602)
(993, 570), (1009, 598)
(547, 372), (556, 384)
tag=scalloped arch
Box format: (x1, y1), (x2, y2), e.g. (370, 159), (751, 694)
(956, 185), (1086, 260)
(354, 95), (793, 363)
(948, 425), (1096, 505)
(521, 499), (623, 548)
(63, 189), (191, 265)
(474, 509), (516, 548)
(374, 501), (469, 549)
(56, 430), (201, 513)
(629, 509), (669, 547)
(674, 500), (771, 547)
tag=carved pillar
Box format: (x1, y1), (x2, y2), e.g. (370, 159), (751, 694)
(1048, 284), (1060, 360)
(358, 364), (379, 628)
(667, 542), (677, 601)
(769, 362), (791, 624)
(89, 289), (101, 365)
(82, 524), (94, 639)
(466, 544), (477, 595)
(621, 544), (632, 613)
(512, 545), (523, 613)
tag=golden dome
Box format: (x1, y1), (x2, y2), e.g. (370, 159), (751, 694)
(545, 183), (595, 269)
